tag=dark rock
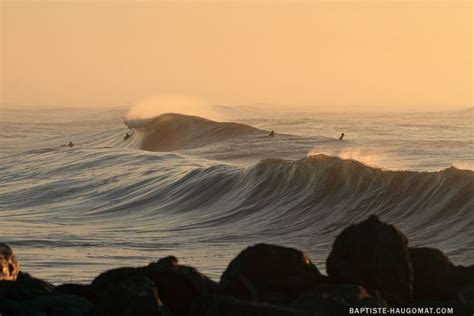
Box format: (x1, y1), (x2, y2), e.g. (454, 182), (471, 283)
(191, 295), (309, 316)
(0, 243), (19, 281)
(22, 294), (93, 316)
(0, 271), (55, 300)
(220, 243), (325, 303)
(410, 247), (474, 301)
(456, 286), (474, 314)
(410, 296), (473, 316)
(291, 284), (387, 315)
(0, 297), (23, 316)
(460, 286), (474, 304)
(0, 272), (91, 315)
(56, 283), (99, 303)
(91, 275), (164, 316)
(146, 256), (218, 316)
(91, 266), (148, 290)
(326, 215), (413, 305)
(89, 256), (215, 316)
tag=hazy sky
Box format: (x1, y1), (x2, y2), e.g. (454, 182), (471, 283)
(1, 1), (472, 110)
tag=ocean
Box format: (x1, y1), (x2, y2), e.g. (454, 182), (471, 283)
(0, 106), (472, 284)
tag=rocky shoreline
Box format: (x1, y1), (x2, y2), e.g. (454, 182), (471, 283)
(1, 215), (473, 315)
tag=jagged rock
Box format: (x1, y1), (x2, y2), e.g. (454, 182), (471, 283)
(410, 247), (474, 301)
(191, 295), (309, 316)
(56, 283), (99, 303)
(326, 215), (413, 305)
(0, 271), (55, 300)
(91, 275), (164, 316)
(0, 243), (19, 281)
(291, 284), (387, 315)
(147, 256), (218, 316)
(220, 243), (325, 303)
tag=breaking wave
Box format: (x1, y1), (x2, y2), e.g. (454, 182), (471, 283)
(1, 110), (473, 282)
(126, 113), (267, 152)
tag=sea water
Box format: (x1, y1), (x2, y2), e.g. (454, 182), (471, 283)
(0, 106), (472, 284)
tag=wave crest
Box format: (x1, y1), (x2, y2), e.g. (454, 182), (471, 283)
(132, 113), (266, 151)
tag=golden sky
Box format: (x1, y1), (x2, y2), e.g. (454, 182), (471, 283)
(1, 1), (472, 110)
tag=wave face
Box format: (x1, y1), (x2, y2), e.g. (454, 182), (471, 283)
(0, 108), (473, 283)
(1, 150), (472, 283)
(138, 113), (266, 151)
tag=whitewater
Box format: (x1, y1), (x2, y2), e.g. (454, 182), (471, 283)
(0, 106), (473, 284)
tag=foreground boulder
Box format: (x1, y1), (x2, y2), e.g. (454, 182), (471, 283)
(0, 271), (55, 300)
(220, 243), (325, 303)
(291, 284), (387, 315)
(91, 267), (164, 316)
(0, 272), (92, 316)
(91, 266), (148, 290)
(410, 286), (474, 316)
(409, 247), (474, 301)
(56, 283), (99, 303)
(21, 294), (93, 316)
(458, 286), (474, 313)
(92, 276), (164, 316)
(0, 243), (19, 281)
(326, 215), (413, 305)
(460, 286), (474, 304)
(147, 256), (218, 316)
(0, 272), (53, 315)
(91, 256), (217, 316)
(191, 295), (309, 316)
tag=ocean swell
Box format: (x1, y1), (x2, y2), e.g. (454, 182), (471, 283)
(129, 113), (267, 152)
(1, 110), (473, 283)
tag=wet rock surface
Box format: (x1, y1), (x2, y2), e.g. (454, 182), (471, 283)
(1, 215), (472, 315)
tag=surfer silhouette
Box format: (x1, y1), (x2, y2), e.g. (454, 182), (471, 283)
(123, 132), (131, 141)
(339, 133), (344, 140)
(268, 130), (275, 137)
(68, 141), (74, 147)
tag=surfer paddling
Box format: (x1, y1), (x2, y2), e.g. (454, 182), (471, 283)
(60, 141), (74, 147)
